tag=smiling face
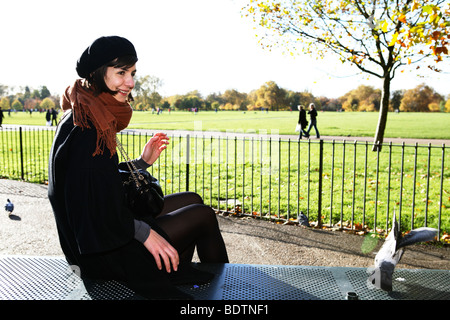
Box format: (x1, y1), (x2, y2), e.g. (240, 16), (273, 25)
(104, 64), (137, 103)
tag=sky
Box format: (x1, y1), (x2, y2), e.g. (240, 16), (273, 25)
(1, 0), (449, 100)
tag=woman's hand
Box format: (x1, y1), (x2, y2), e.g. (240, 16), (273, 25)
(143, 229), (179, 273)
(141, 133), (170, 165)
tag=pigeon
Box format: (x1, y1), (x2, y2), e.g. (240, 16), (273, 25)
(5, 199), (14, 216)
(368, 212), (437, 291)
(298, 211), (310, 227)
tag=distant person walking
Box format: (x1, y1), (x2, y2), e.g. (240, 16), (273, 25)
(51, 108), (58, 126)
(306, 103), (320, 138)
(296, 105), (309, 139)
(0, 107), (4, 128)
(45, 109), (51, 126)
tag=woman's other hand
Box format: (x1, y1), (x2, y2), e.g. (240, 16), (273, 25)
(141, 132), (169, 165)
(143, 229), (179, 273)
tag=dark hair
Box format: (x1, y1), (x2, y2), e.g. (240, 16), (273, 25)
(86, 54), (138, 101)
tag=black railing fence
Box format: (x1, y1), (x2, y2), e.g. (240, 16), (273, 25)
(1, 126), (448, 238)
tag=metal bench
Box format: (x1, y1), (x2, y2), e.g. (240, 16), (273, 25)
(0, 255), (448, 300)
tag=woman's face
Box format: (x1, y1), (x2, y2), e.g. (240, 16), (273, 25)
(104, 64), (137, 103)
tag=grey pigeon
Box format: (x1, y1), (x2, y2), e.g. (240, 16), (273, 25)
(368, 212), (437, 291)
(5, 199), (14, 215)
(298, 211), (310, 227)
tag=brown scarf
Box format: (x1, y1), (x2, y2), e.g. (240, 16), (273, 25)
(61, 79), (133, 157)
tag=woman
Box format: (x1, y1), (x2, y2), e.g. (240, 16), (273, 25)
(306, 103), (320, 138)
(48, 36), (228, 299)
(297, 105), (309, 139)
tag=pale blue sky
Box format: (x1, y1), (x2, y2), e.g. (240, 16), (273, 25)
(1, 0), (449, 99)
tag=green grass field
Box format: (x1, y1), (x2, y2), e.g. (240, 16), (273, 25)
(126, 110), (450, 139)
(1, 110), (449, 237)
(4, 110), (450, 139)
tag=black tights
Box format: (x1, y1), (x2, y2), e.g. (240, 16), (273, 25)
(155, 192), (229, 264)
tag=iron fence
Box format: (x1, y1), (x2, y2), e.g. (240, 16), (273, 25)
(0, 126), (448, 238)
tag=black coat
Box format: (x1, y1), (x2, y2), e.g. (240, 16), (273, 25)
(48, 110), (134, 265)
(298, 109), (308, 127)
(308, 108), (318, 121)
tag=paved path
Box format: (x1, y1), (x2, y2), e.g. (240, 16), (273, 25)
(0, 179), (448, 271)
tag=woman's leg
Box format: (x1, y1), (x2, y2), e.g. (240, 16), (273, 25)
(158, 192), (203, 216)
(156, 201), (229, 264)
(313, 122), (320, 138)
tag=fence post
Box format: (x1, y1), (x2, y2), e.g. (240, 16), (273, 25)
(186, 134), (190, 191)
(438, 144), (445, 239)
(318, 139), (323, 227)
(19, 127), (24, 180)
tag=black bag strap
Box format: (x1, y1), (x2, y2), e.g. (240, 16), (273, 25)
(116, 136), (146, 188)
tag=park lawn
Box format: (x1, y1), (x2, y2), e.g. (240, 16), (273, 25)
(127, 110), (450, 139)
(0, 115), (448, 234)
(4, 110), (450, 140)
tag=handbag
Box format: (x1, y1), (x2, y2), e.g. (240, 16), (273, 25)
(116, 137), (164, 219)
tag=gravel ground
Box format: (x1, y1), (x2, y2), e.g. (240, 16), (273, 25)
(0, 179), (449, 271)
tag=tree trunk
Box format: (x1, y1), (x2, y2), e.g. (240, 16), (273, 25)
(372, 76), (391, 152)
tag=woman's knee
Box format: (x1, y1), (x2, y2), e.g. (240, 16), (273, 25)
(161, 192), (204, 215)
(183, 191), (204, 204)
(164, 191), (203, 205)
(185, 204), (219, 226)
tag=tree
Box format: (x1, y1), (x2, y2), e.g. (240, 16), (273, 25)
(161, 101), (170, 110)
(428, 101), (440, 111)
(445, 98), (450, 112)
(390, 89), (405, 111)
(0, 84), (8, 97)
(40, 97), (56, 110)
(180, 94), (203, 110)
(134, 75), (163, 110)
(399, 83), (443, 111)
(244, 0), (449, 150)
(40, 86), (51, 99)
(149, 91), (162, 109)
(206, 92), (225, 108)
(24, 98), (40, 111)
(341, 85), (381, 111)
(222, 89), (248, 110)
(0, 97), (10, 110)
(11, 99), (23, 111)
(285, 90), (315, 110)
(24, 86), (31, 100)
(255, 81), (288, 111)
(31, 89), (41, 99)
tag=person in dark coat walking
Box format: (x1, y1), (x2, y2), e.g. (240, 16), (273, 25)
(0, 107), (4, 128)
(306, 103), (320, 138)
(297, 105), (309, 139)
(45, 109), (51, 126)
(48, 36), (228, 300)
(51, 108), (58, 126)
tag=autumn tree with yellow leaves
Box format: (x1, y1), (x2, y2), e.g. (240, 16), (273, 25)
(243, 0), (449, 151)
(399, 83), (443, 111)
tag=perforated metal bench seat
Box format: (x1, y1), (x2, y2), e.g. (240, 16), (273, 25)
(0, 255), (448, 300)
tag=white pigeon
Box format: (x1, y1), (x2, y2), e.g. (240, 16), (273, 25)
(368, 212), (437, 291)
(5, 199), (14, 216)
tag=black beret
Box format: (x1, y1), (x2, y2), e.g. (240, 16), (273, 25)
(76, 36), (137, 78)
